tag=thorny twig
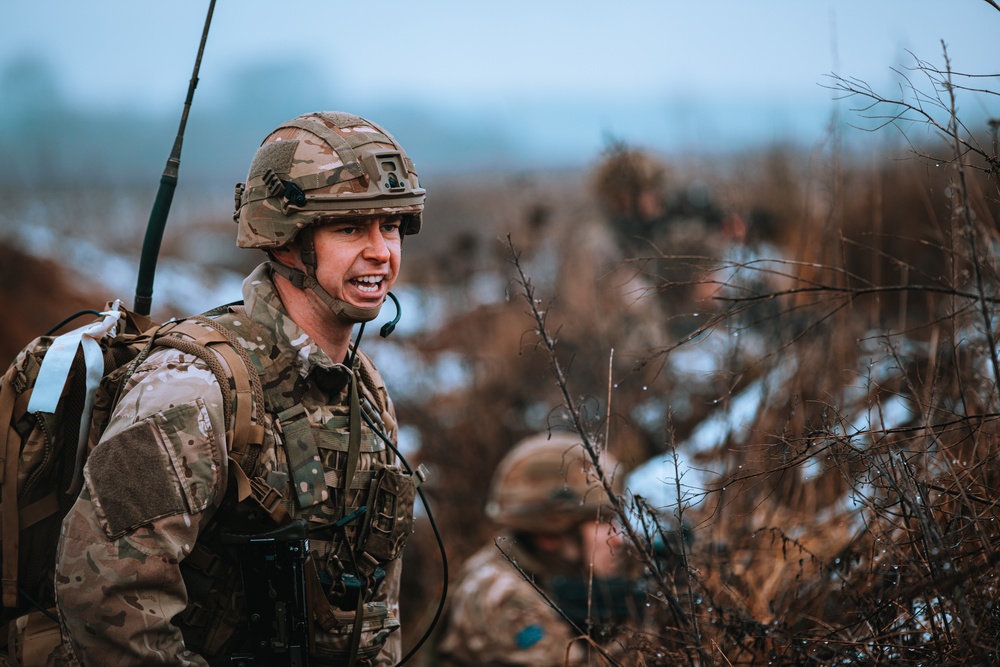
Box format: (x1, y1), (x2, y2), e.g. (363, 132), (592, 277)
(938, 45), (1000, 410)
(506, 234), (697, 638)
(824, 49), (1000, 192)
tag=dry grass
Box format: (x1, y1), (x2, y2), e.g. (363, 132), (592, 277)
(396, 128), (1000, 663)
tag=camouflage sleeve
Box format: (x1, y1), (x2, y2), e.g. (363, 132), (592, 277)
(437, 551), (583, 667)
(55, 350), (228, 666)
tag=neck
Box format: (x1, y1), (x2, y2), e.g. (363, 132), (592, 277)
(272, 272), (355, 363)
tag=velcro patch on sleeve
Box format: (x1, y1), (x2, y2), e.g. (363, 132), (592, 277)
(85, 399), (219, 540)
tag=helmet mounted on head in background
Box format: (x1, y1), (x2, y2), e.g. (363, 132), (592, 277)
(234, 111), (425, 324)
(485, 432), (621, 534)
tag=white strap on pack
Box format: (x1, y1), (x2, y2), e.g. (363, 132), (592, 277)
(25, 300), (123, 439)
(27, 301), (124, 495)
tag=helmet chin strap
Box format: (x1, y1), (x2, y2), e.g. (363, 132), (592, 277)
(268, 228), (383, 325)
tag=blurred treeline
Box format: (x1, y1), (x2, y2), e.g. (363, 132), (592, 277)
(2, 51), (1000, 667)
(0, 54), (581, 189)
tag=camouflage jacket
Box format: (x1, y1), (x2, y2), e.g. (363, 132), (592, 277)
(435, 539), (643, 667)
(55, 264), (412, 666)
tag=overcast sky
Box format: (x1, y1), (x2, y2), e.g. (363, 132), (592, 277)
(2, 1), (998, 165)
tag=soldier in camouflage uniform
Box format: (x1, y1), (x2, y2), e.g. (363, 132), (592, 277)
(54, 112), (425, 666)
(436, 433), (648, 667)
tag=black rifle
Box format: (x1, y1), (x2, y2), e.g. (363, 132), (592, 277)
(220, 521), (311, 666)
(549, 575), (649, 631)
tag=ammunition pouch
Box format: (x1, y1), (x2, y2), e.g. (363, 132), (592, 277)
(306, 597), (398, 666)
(355, 466), (416, 573)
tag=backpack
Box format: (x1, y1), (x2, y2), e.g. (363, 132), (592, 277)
(0, 299), (263, 625)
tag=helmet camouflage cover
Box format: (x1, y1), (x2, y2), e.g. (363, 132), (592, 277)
(485, 432), (622, 533)
(235, 111), (425, 249)
(591, 145), (667, 221)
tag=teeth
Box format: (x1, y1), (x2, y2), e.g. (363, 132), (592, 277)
(354, 275), (383, 293)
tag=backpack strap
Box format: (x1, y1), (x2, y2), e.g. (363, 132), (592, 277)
(153, 319), (266, 462)
(152, 316), (294, 524)
(355, 350), (395, 439)
(0, 365), (22, 607)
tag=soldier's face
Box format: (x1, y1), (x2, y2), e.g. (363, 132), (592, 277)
(313, 215), (402, 313)
(536, 519), (624, 576)
(579, 520), (624, 577)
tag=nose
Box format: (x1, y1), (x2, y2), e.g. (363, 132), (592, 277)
(362, 222), (391, 262)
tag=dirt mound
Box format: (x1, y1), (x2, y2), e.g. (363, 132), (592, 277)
(0, 241), (105, 364)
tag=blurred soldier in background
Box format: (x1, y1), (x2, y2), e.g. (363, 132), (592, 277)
(591, 142), (728, 258)
(435, 432), (649, 666)
(53, 112), (425, 666)
(591, 144), (670, 258)
(591, 142), (730, 344)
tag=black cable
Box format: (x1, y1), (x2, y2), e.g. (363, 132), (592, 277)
(348, 296), (449, 665)
(45, 309), (103, 336)
(18, 585), (60, 623)
(360, 407), (449, 667)
(347, 321), (365, 371)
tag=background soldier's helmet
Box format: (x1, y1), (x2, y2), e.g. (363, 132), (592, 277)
(485, 432), (622, 533)
(235, 111), (425, 249)
(591, 145), (668, 222)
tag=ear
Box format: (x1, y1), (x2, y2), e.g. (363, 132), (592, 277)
(270, 244), (299, 269)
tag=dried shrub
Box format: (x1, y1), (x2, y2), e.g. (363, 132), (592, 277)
(395, 51), (1000, 662)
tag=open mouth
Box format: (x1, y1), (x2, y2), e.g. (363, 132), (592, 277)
(352, 275), (385, 294)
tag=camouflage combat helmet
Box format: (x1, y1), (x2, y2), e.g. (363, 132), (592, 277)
(485, 432), (621, 533)
(234, 111), (425, 323)
(591, 146), (667, 221)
